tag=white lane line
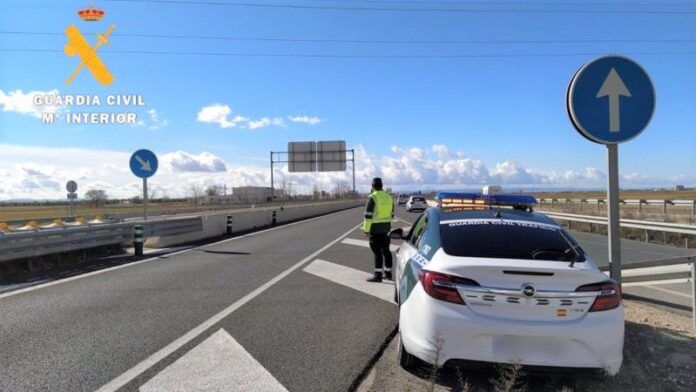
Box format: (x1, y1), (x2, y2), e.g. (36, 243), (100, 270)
(640, 285), (693, 299)
(341, 238), (399, 252)
(140, 329), (287, 392)
(303, 259), (396, 304)
(96, 223), (362, 392)
(395, 217), (413, 225)
(0, 208), (358, 301)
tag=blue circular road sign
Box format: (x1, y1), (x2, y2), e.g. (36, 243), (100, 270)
(567, 55), (655, 144)
(129, 149), (158, 178)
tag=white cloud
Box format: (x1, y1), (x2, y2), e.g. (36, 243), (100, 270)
(288, 115), (322, 125)
(162, 151), (227, 173)
(197, 104), (323, 130)
(196, 104), (248, 128)
(0, 143), (689, 200)
(490, 161), (544, 184)
(431, 144), (449, 158)
(136, 108), (169, 130)
(0, 89), (66, 118)
(248, 117), (285, 130)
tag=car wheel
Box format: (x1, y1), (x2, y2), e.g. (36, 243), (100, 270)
(397, 334), (418, 370)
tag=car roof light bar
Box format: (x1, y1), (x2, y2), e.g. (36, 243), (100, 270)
(435, 192), (537, 208)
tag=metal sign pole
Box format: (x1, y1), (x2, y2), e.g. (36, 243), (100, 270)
(129, 149), (158, 220)
(691, 262), (695, 328)
(351, 149), (356, 195)
(270, 151), (275, 200)
(143, 178), (149, 221)
(607, 144), (622, 285)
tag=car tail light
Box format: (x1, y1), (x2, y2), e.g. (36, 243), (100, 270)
(576, 281), (621, 311)
(418, 270), (479, 305)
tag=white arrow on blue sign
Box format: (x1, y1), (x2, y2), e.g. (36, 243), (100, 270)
(567, 55), (655, 144)
(130, 149), (158, 178)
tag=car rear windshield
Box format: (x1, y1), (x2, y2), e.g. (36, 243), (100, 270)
(439, 219), (580, 261)
(412, 197), (425, 202)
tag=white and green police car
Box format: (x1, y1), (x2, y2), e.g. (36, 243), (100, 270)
(389, 192), (623, 375)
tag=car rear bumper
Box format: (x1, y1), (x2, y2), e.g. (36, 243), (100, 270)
(399, 286), (624, 375)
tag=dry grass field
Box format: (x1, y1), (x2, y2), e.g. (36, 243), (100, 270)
(533, 189), (696, 200)
(0, 202), (199, 222)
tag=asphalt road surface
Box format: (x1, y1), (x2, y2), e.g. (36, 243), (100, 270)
(0, 206), (692, 391)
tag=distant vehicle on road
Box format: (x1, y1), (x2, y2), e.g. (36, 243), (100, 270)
(389, 191), (623, 375)
(405, 196), (428, 212)
(397, 194), (409, 205)
(482, 185), (502, 195)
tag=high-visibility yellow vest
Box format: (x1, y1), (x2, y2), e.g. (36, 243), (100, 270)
(363, 190), (393, 233)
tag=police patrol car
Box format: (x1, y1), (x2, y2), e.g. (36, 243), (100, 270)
(389, 192), (624, 375)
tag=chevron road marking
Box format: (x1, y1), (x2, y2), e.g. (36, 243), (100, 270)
(140, 329), (287, 392)
(303, 259), (395, 304)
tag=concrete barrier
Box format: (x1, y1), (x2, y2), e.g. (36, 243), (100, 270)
(145, 200), (362, 248)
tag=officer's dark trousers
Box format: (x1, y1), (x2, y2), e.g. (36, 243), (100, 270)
(369, 234), (392, 275)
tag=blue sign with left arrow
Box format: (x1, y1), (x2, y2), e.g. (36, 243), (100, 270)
(567, 55), (655, 144)
(130, 149), (158, 178)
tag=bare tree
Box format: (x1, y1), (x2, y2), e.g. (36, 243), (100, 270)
(312, 182), (320, 200)
(85, 189), (108, 208)
(332, 181), (350, 199)
(280, 179), (294, 198)
(187, 183), (203, 204)
(205, 185), (223, 196)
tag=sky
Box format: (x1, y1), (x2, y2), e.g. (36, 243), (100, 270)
(0, 0), (695, 200)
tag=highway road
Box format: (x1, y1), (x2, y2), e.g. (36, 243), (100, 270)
(0, 206), (693, 391)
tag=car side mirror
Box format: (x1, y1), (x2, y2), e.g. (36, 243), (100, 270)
(388, 228), (404, 240)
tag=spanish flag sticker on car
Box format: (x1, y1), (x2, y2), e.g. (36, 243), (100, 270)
(557, 308), (567, 317)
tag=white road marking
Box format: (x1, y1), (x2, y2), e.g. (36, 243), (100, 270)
(140, 329), (287, 392)
(303, 259), (396, 304)
(0, 208), (356, 301)
(341, 238), (399, 252)
(96, 223), (362, 392)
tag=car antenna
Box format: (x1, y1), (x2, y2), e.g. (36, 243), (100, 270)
(567, 249), (576, 268)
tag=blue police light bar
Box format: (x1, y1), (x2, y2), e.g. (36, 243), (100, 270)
(435, 192), (537, 208)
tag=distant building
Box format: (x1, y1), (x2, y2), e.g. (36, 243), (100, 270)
(201, 194), (238, 205)
(675, 185), (685, 191)
(233, 186), (285, 203)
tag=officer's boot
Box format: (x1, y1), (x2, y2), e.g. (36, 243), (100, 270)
(366, 272), (382, 283)
(384, 269), (392, 281)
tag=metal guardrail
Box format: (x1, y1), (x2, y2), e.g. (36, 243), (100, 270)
(0, 217), (203, 262)
(538, 198), (696, 215)
(0, 223), (133, 262)
(540, 211), (696, 235)
(599, 255), (695, 327)
(540, 210), (696, 248)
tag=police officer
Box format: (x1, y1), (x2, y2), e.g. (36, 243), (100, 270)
(363, 177), (394, 283)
